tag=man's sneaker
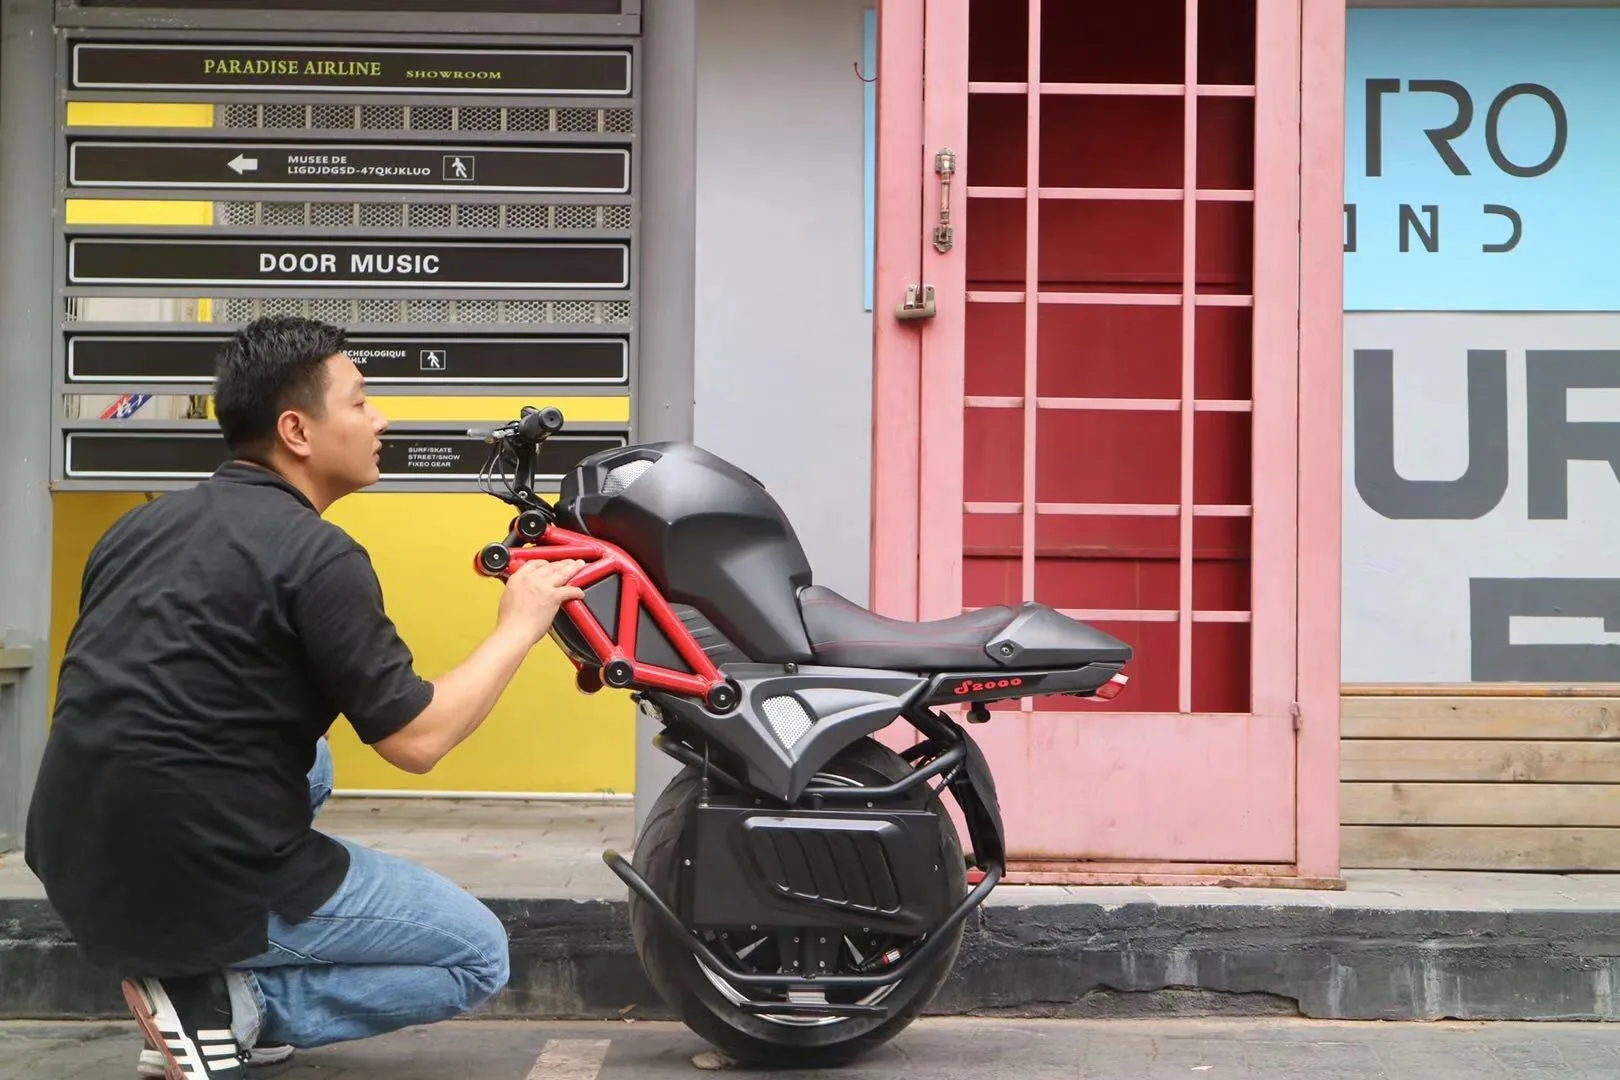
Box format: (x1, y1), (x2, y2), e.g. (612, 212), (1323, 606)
(121, 972), (246, 1079)
(137, 1040), (294, 1077)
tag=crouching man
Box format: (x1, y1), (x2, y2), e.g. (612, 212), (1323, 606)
(25, 316), (584, 1079)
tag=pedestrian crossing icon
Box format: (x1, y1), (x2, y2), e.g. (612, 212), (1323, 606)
(442, 155), (475, 182)
(420, 349), (447, 372)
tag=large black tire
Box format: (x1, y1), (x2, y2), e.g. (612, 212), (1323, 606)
(627, 737), (967, 1067)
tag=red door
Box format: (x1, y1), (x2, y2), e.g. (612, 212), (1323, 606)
(872, 0), (1339, 885)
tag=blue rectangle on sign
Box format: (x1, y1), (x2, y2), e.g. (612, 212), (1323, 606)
(1345, 9), (1618, 311)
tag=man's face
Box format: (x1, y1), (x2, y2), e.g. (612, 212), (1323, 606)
(303, 352), (387, 495)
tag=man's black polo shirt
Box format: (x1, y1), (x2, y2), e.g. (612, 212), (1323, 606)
(25, 462), (435, 978)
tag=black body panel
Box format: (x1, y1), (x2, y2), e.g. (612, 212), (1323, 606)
(685, 804), (953, 934)
(798, 587), (1133, 672)
(951, 720), (1006, 867)
(987, 605), (1133, 667)
(644, 664), (930, 802)
(556, 443), (815, 663)
(921, 663), (1126, 705)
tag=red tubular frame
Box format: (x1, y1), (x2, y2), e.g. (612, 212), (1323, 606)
(474, 523), (728, 700)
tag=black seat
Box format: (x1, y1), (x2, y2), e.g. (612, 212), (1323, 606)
(798, 586), (1135, 672)
(798, 586), (1015, 671)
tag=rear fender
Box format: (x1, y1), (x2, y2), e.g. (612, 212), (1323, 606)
(645, 664), (930, 802)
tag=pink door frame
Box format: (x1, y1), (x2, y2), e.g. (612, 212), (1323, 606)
(868, 0), (1346, 886)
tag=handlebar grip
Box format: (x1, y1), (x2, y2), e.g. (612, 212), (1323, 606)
(518, 406), (566, 440)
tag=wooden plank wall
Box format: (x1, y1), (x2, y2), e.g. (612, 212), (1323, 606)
(1340, 688), (1620, 871)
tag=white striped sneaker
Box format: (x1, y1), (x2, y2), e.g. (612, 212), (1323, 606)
(138, 1040), (294, 1077)
(121, 973), (247, 1079)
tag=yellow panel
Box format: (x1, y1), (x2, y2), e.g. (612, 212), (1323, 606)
(47, 491), (634, 794)
(200, 396), (627, 424)
(50, 494), (150, 715)
(321, 492), (635, 795)
(66, 199), (216, 226)
(375, 396), (631, 423)
(66, 102), (215, 128)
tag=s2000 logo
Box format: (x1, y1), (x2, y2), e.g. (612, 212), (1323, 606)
(952, 677), (1023, 696)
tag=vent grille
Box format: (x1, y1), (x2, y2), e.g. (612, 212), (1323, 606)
(762, 695), (814, 749)
(215, 202), (630, 231)
(601, 458), (654, 496)
(64, 297), (631, 326)
(217, 102), (634, 134)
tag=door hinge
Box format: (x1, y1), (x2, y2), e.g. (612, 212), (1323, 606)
(1290, 702), (1302, 731)
(895, 283), (937, 321)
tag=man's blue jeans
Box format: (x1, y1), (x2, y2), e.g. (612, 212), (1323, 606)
(222, 739), (511, 1049)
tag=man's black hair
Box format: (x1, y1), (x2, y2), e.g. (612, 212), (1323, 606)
(213, 315), (348, 456)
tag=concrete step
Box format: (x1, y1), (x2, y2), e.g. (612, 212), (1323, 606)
(3, 799), (1617, 1023)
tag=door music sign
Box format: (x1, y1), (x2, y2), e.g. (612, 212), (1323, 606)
(67, 239), (631, 289)
(69, 142), (631, 195)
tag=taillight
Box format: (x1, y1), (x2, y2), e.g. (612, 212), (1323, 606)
(1094, 671), (1129, 701)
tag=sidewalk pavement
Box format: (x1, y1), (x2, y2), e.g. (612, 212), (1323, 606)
(3, 1017), (1619, 1080)
(3, 798), (1618, 1024)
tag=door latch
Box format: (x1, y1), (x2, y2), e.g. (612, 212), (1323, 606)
(895, 283), (937, 321)
(932, 148), (957, 253)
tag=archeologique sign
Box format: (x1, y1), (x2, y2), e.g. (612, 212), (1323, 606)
(67, 239), (630, 289)
(1344, 313), (1620, 684)
(69, 142), (631, 195)
(1344, 9), (1620, 311)
(70, 43), (632, 95)
(63, 430), (626, 483)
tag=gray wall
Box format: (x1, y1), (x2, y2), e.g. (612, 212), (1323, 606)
(1342, 313), (1620, 683)
(694, 0), (875, 604)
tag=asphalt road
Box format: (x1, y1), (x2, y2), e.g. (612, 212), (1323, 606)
(3, 1017), (1617, 1079)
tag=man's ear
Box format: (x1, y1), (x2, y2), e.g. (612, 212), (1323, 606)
(275, 409), (315, 461)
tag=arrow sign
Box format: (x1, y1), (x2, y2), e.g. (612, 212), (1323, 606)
(69, 141), (630, 194)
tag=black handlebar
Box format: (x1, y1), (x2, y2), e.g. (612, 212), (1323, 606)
(472, 406), (566, 515)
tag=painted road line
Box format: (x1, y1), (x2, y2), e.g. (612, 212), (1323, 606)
(525, 1039), (612, 1080)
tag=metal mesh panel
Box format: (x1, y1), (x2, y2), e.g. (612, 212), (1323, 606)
(556, 205), (600, 230)
(458, 300), (501, 323)
(263, 104), (308, 129)
(503, 300), (550, 323)
(357, 299), (403, 323)
(603, 206), (632, 229)
(260, 296), (305, 317)
(358, 203), (405, 229)
(218, 298), (258, 322)
(219, 104), (259, 129)
(310, 203), (355, 228)
(553, 301), (597, 325)
(603, 301), (631, 324)
(408, 299), (452, 322)
(311, 104), (356, 130)
(202, 103), (632, 134)
(407, 204), (454, 229)
(261, 202), (307, 226)
(762, 695), (814, 749)
(359, 105), (405, 131)
(506, 107), (552, 133)
(459, 106), (503, 132)
(557, 108), (599, 133)
(218, 202), (258, 227)
(308, 298), (353, 324)
(409, 105), (455, 131)
(507, 205), (550, 230)
(457, 204), (503, 230)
